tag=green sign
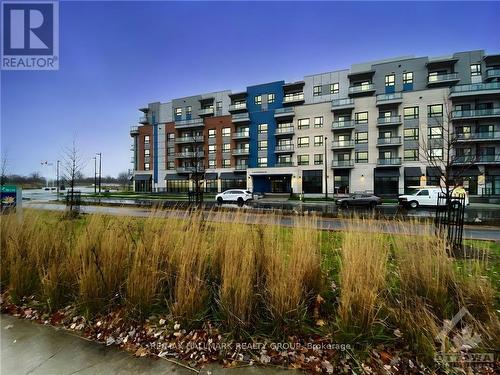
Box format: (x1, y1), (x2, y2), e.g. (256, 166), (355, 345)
(1, 185), (19, 211)
(1, 185), (16, 193)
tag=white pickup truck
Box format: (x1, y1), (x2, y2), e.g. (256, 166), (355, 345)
(398, 187), (469, 209)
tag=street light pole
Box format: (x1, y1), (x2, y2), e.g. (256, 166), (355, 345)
(93, 156), (97, 194)
(96, 153), (102, 195)
(324, 136), (328, 201)
(56, 160), (60, 201)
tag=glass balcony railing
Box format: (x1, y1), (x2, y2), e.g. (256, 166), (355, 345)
(455, 131), (500, 141)
(235, 164), (248, 170)
(485, 69), (500, 80)
(377, 157), (402, 165)
(232, 131), (250, 139)
(275, 144), (295, 152)
(283, 92), (304, 103)
(232, 148), (250, 155)
(348, 83), (375, 94)
(450, 81), (500, 94)
(175, 119), (204, 128)
(451, 108), (500, 119)
(232, 113), (250, 122)
(331, 140), (355, 148)
(376, 93), (403, 102)
(275, 126), (294, 134)
(175, 135), (204, 143)
(228, 103), (247, 111)
(331, 160), (354, 168)
(331, 98), (355, 108)
(275, 162), (294, 168)
(198, 107), (214, 116)
(274, 107), (295, 116)
(454, 154), (500, 164)
(427, 72), (459, 83)
(139, 116), (149, 124)
(332, 120), (355, 129)
(377, 116), (402, 125)
(130, 126), (139, 135)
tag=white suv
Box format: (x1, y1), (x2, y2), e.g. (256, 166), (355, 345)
(216, 189), (253, 205)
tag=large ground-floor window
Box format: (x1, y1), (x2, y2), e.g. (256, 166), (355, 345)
(302, 170), (322, 194)
(166, 180), (189, 193)
(221, 178), (246, 191)
(484, 175), (500, 195)
(404, 177), (420, 193)
(135, 179), (152, 192)
(333, 170), (349, 194)
(204, 179), (218, 193)
(374, 169), (399, 196)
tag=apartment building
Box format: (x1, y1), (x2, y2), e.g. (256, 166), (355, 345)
(130, 50), (500, 197)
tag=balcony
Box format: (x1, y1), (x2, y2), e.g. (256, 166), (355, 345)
(451, 108), (500, 120)
(485, 69), (500, 81)
(348, 83), (375, 96)
(175, 151), (205, 159)
(449, 82), (500, 97)
(331, 98), (355, 110)
(144, 142), (150, 150)
(377, 157), (402, 166)
(377, 115), (402, 127)
(275, 144), (295, 153)
(331, 140), (355, 149)
(427, 72), (460, 85)
(130, 126), (139, 135)
(376, 93), (403, 105)
(275, 162), (295, 168)
(139, 116), (149, 124)
(332, 120), (355, 130)
(228, 103), (247, 112)
(283, 92), (304, 105)
(175, 135), (204, 144)
(455, 131), (500, 142)
(331, 160), (354, 168)
(232, 112), (250, 123)
(235, 164), (248, 171)
(232, 148), (250, 156)
(232, 131), (250, 140)
(454, 154), (500, 164)
(198, 107), (214, 117)
(176, 167), (197, 174)
(275, 126), (295, 136)
(377, 136), (402, 146)
(175, 119), (204, 129)
(274, 107), (295, 119)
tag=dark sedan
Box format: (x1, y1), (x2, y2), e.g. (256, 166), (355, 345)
(335, 193), (382, 208)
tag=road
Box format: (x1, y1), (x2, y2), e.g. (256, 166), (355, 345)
(24, 202), (500, 241)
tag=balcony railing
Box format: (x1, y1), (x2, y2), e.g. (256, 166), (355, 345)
(275, 126), (294, 135)
(283, 92), (304, 103)
(232, 113), (250, 122)
(377, 136), (402, 146)
(454, 154), (500, 164)
(232, 131), (250, 139)
(232, 148), (250, 155)
(198, 107), (214, 116)
(348, 83), (375, 95)
(130, 126), (139, 135)
(175, 151), (205, 158)
(331, 160), (354, 168)
(332, 120), (355, 129)
(275, 162), (295, 168)
(376, 92), (403, 103)
(331, 140), (355, 149)
(175, 135), (204, 144)
(331, 98), (355, 109)
(451, 108), (500, 119)
(377, 115), (402, 126)
(175, 119), (204, 128)
(455, 131), (500, 141)
(139, 116), (149, 124)
(228, 103), (247, 111)
(485, 68), (500, 80)
(275, 144), (295, 152)
(377, 157), (402, 166)
(235, 164), (248, 170)
(450, 82), (500, 95)
(427, 72), (459, 84)
(274, 107), (295, 117)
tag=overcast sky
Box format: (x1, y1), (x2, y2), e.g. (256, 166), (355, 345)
(2, 0), (500, 179)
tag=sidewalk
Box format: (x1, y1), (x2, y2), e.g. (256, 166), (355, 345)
(1, 315), (287, 375)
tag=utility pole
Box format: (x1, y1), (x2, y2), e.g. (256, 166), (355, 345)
(324, 136), (328, 201)
(56, 160), (60, 201)
(96, 152), (102, 194)
(93, 156), (97, 194)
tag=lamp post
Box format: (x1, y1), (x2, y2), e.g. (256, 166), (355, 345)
(56, 160), (60, 201)
(93, 156), (97, 194)
(324, 136), (328, 200)
(96, 152), (102, 194)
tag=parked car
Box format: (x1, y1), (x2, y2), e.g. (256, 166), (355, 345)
(398, 187), (469, 209)
(335, 193), (382, 208)
(216, 189), (253, 205)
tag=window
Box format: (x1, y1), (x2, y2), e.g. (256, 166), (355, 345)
(417, 190), (429, 196)
(404, 128), (419, 140)
(428, 127), (443, 139)
(404, 106), (419, 119)
(258, 140), (268, 151)
(167, 147), (174, 155)
(314, 116), (323, 128)
(222, 127), (231, 137)
(144, 135), (150, 144)
(144, 149), (150, 156)
(471, 64), (481, 76)
(144, 163), (150, 170)
(216, 101), (222, 110)
(428, 104), (443, 118)
(208, 129), (216, 138)
(314, 154), (323, 165)
(167, 161), (174, 170)
(430, 148), (443, 160)
(330, 83), (339, 94)
(174, 107), (182, 117)
(167, 133), (175, 141)
(268, 93), (275, 103)
(385, 74), (395, 87)
(222, 159), (231, 168)
(222, 143), (230, 152)
(258, 123), (268, 133)
(254, 95), (262, 105)
(355, 112), (368, 124)
(208, 160), (216, 168)
(404, 149), (418, 161)
(208, 145), (217, 154)
(355, 132), (368, 144)
(186, 106), (192, 116)
(298, 118), (310, 129)
(355, 152), (368, 163)
(297, 155), (309, 166)
(313, 85), (322, 96)
(257, 157), (267, 167)
(403, 72), (413, 84)
(314, 135), (323, 147)
(297, 137), (309, 148)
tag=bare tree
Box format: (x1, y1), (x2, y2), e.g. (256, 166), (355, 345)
(419, 98), (478, 201)
(62, 141), (86, 214)
(0, 151), (8, 187)
(117, 171), (130, 191)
